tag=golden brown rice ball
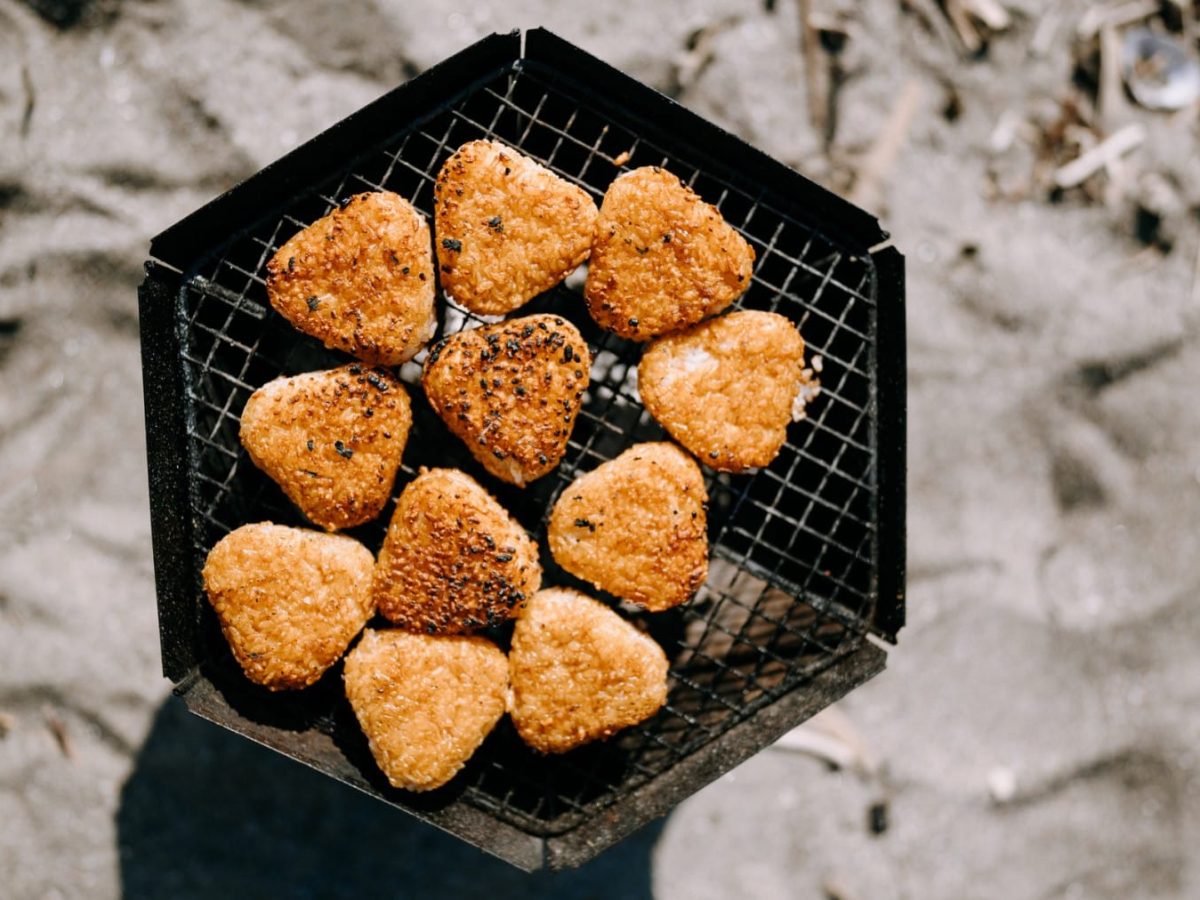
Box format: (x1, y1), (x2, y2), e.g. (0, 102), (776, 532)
(434, 140), (597, 314)
(547, 442), (708, 612)
(373, 468), (541, 634)
(201, 523), (375, 690)
(638, 310), (817, 472)
(239, 364), (411, 531)
(585, 166), (754, 340)
(509, 588), (669, 754)
(343, 628), (508, 791)
(266, 191), (436, 365)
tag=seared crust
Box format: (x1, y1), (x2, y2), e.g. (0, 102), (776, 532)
(434, 140), (598, 314)
(265, 191), (436, 365)
(344, 629), (508, 791)
(585, 167), (755, 340)
(509, 588), (668, 754)
(201, 523), (375, 691)
(547, 442), (708, 611)
(373, 468), (541, 633)
(239, 365), (411, 531)
(421, 315), (591, 486)
(638, 311), (816, 472)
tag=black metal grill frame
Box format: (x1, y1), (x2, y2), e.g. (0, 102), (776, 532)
(138, 29), (906, 871)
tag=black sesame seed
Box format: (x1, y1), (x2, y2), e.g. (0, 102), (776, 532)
(521, 324), (534, 337)
(364, 408), (373, 418)
(402, 266), (410, 275)
(441, 238), (462, 251)
(306, 440), (314, 451)
(628, 317), (639, 328)
(515, 385), (526, 396)
(493, 449), (507, 459)
(488, 215), (503, 231)
(495, 553), (513, 563)
(427, 338), (446, 364)
(335, 441), (354, 459)
(563, 345), (574, 363)
(287, 256), (296, 271)
(574, 518), (596, 532)
(367, 373), (389, 392)
(306, 296), (320, 311)
(663, 233), (672, 243)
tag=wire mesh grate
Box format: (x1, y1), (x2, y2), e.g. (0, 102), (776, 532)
(173, 58), (880, 837)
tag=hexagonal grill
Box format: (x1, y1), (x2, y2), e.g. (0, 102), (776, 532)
(139, 29), (905, 871)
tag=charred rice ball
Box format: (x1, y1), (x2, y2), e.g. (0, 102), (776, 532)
(239, 364), (411, 531)
(434, 140), (598, 314)
(344, 628), (508, 791)
(509, 588), (669, 754)
(547, 442), (708, 612)
(265, 191), (436, 365)
(585, 166), (755, 340)
(373, 468), (541, 634)
(421, 315), (591, 487)
(638, 310), (818, 472)
(201, 523), (375, 691)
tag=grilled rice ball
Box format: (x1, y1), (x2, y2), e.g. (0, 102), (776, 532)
(509, 588), (669, 754)
(373, 468), (541, 634)
(585, 166), (755, 341)
(434, 140), (598, 314)
(239, 364), (411, 531)
(548, 442), (708, 612)
(421, 315), (591, 486)
(344, 628), (508, 791)
(638, 310), (818, 472)
(201, 523), (375, 691)
(265, 191), (436, 365)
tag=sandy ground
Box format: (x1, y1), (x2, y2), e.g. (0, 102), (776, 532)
(1, 0), (1198, 897)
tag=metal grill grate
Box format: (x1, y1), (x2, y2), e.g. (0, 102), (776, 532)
(141, 29), (903, 866)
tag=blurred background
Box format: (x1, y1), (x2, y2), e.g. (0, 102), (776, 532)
(1, 0), (1198, 897)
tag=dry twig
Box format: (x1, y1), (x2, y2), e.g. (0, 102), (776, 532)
(1077, 0), (1157, 39)
(798, 0), (830, 141)
(944, 0), (983, 53)
(1053, 122), (1145, 188)
(849, 78), (923, 211)
(43, 707), (74, 760)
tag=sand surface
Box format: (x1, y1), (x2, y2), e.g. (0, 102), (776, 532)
(1, 0), (1197, 897)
